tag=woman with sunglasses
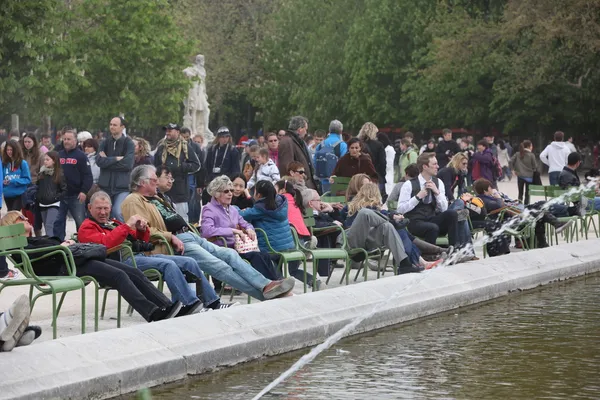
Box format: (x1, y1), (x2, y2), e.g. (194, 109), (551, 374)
(437, 153), (469, 202)
(265, 132), (279, 166)
(201, 176), (282, 282)
(0, 211), (182, 322)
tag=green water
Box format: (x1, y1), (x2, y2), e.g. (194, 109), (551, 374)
(136, 274), (600, 400)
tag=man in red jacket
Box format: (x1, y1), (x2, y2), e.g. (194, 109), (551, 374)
(78, 190), (235, 315)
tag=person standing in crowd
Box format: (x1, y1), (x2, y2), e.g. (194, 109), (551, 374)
(265, 132), (279, 166)
(331, 138), (378, 183)
(314, 120), (347, 193)
(77, 131), (92, 148)
(54, 130), (93, 240)
(566, 136), (577, 153)
(357, 122), (386, 193)
(497, 140), (512, 181)
(540, 130), (572, 185)
(470, 140), (497, 188)
(278, 116), (318, 190)
(420, 139), (436, 155)
(82, 138), (100, 191)
(40, 133), (54, 152)
(153, 123), (200, 222)
(377, 132), (395, 196)
(436, 128), (461, 169)
(36, 151), (67, 237)
(398, 138), (418, 182)
(21, 133), (46, 235)
(308, 129), (326, 161)
(96, 117), (135, 221)
(132, 136), (153, 167)
(181, 127), (205, 225)
(2, 140), (31, 211)
(203, 126), (240, 204)
(484, 134), (497, 157)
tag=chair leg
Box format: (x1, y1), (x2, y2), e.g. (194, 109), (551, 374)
(81, 287), (86, 335)
(56, 292), (67, 316)
(100, 289), (110, 320)
(52, 292), (58, 340)
(117, 295), (121, 329)
(312, 257), (318, 292)
(93, 284), (99, 332)
(302, 259), (307, 293)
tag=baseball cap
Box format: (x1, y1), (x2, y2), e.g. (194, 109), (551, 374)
(217, 126), (231, 136)
(163, 123), (180, 131)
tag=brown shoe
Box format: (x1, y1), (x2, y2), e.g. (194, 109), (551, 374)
(263, 278), (295, 300)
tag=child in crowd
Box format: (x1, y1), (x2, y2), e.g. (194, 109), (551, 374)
(275, 179), (318, 249)
(247, 148), (280, 190)
(36, 151), (67, 237)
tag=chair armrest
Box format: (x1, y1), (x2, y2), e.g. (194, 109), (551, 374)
(254, 228), (277, 253)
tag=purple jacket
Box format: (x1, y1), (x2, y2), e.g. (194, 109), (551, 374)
(201, 198), (253, 247)
(471, 149), (495, 182)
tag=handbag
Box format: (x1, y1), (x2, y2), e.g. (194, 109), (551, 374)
(233, 234), (259, 254)
(68, 243), (107, 265)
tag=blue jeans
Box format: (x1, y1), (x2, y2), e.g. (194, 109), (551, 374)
(398, 229), (420, 265)
(110, 192), (130, 222)
(188, 189), (201, 224)
(549, 203), (569, 217)
(449, 200), (473, 247)
(177, 232), (271, 300)
(124, 254), (219, 307)
(53, 195), (86, 241)
(549, 172), (561, 185)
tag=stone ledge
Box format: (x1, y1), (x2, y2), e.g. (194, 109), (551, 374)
(1, 240), (599, 400)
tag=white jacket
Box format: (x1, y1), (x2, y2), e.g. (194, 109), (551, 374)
(540, 142), (571, 173)
(247, 159), (280, 189)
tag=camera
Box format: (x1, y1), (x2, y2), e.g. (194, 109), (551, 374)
(129, 238), (155, 253)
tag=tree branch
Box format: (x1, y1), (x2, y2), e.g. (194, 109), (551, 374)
(566, 68), (591, 88)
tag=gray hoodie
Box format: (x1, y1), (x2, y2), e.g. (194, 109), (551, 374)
(540, 141), (571, 173)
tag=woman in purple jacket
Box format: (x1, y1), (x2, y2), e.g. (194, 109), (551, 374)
(470, 140), (497, 188)
(201, 175), (282, 281)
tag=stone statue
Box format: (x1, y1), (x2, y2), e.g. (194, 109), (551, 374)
(183, 54), (213, 142)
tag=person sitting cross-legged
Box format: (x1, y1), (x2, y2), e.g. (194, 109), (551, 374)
(78, 191), (234, 314)
(397, 153), (459, 246)
(121, 165), (295, 301)
(0, 211), (182, 322)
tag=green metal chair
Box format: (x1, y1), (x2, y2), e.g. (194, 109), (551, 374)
(255, 227), (308, 292)
(546, 188), (584, 242)
(324, 176), (352, 197)
(528, 184), (549, 201)
(0, 224), (86, 339)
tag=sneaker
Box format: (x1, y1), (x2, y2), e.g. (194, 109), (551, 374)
(398, 264), (423, 274)
(0, 269), (20, 281)
(175, 300), (203, 317)
(555, 219), (575, 234)
(150, 301), (182, 322)
(309, 236), (318, 249)
(263, 278), (295, 300)
(424, 259), (443, 270)
(16, 325), (42, 347)
(0, 295), (31, 352)
(217, 302), (240, 309)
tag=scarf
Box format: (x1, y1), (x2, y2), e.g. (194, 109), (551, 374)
(39, 165), (54, 176)
(162, 139), (188, 166)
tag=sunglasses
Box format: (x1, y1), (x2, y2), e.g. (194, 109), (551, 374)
(295, 170), (306, 175)
(268, 139), (278, 143)
(221, 189), (233, 194)
(17, 214), (28, 221)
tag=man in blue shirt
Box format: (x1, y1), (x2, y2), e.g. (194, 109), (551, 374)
(314, 119), (348, 193)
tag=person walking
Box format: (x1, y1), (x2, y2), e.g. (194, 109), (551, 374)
(540, 131), (571, 185)
(510, 140), (540, 205)
(96, 117), (135, 221)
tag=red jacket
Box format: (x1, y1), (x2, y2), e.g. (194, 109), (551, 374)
(78, 218), (150, 249)
(282, 193), (310, 237)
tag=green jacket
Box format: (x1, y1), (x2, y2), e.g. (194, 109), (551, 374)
(397, 147), (418, 181)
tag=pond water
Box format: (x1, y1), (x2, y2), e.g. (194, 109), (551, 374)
(135, 274), (600, 400)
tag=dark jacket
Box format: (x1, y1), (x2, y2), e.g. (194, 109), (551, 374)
(36, 168), (67, 206)
(16, 236), (65, 276)
(58, 147), (93, 196)
(332, 153), (378, 182)
(436, 140), (461, 169)
(189, 140), (205, 188)
(278, 130), (318, 190)
(558, 166), (580, 189)
(239, 194), (295, 251)
(478, 194), (504, 214)
(232, 193), (254, 210)
(437, 167), (466, 201)
(134, 155), (153, 167)
(362, 138), (387, 184)
(96, 134), (135, 195)
(204, 143), (240, 184)
(154, 140), (200, 203)
(471, 149), (495, 183)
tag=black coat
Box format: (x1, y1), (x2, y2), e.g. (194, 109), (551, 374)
(437, 167), (466, 202)
(154, 141), (201, 203)
(436, 140), (461, 169)
(204, 144), (241, 184)
(36, 170), (67, 206)
(558, 166), (580, 189)
(12, 236), (65, 276)
(362, 138), (387, 184)
(96, 135), (135, 195)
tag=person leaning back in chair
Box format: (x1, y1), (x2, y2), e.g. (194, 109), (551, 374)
(78, 190), (235, 314)
(397, 152), (459, 246)
(121, 165), (295, 301)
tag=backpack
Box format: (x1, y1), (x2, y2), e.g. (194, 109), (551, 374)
(492, 156), (502, 180)
(315, 140), (342, 178)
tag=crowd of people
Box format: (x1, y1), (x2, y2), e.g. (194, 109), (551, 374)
(0, 116), (598, 350)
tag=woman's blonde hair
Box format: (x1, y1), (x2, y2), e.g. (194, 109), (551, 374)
(358, 122), (378, 141)
(132, 136), (151, 158)
(348, 183), (382, 216)
(449, 152), (468, 172)
(346, 173), (371, 201)
(0, 210), (24, 226)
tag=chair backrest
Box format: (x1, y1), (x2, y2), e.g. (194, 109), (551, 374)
(321, 195), (346, 204)
(528, 184), (548, 200)
(330, 176), (351, 196)
(0, 224), (28, 252)
(303, 207), (316, 230)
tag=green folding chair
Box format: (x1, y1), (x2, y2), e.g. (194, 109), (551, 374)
(0, 224), (86, 339)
